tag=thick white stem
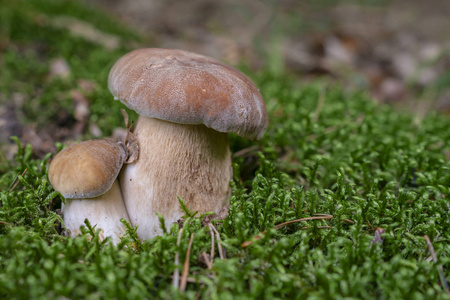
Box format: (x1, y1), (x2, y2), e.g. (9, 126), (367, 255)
(120, 116), (232, 239)
(63, 180), (130, 244)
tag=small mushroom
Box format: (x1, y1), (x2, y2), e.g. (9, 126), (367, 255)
(48, 139), (131, 244)
(108, 48), (268, 239)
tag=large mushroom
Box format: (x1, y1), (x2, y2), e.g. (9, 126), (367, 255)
(108, 48), (268, 239)
(48, 139), (131, 244)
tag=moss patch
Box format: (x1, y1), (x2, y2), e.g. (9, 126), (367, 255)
(1, 0), (450, 299)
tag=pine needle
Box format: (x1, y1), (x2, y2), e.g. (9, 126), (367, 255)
(233, 145), (260, 157)
(8, 169), (27, 192)
(242, 215), (333, 247)
(209, 223), (215, 264)
(180, 233), (194, 292)
(210, 223), (225, 259)
(424, 235), (450, 296)
(172, 228), (183, 289)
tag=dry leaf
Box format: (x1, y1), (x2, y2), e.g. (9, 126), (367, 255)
(51, 16), (121, 50)
(49, 58), (71, 79)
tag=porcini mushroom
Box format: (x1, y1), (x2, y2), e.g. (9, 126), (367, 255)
(48, 139), (131, 244)
(108, 48), (268, 239)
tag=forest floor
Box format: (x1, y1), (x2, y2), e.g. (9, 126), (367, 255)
(90, 0), (450, 111)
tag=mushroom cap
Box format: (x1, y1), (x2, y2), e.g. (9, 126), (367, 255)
(108, 48), (268, 140)
(48, 139), (126, 199)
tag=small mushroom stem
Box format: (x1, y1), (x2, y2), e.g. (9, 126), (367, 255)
(63, 180), (131, 244)
(119, 116), (232, 239)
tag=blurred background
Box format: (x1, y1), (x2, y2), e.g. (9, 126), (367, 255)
(1, 0), (450, 159)
(88, 0), (450, 111)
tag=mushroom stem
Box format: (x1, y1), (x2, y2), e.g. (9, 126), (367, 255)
(63, 180), (130, 244)
(119, 116), (232, 239)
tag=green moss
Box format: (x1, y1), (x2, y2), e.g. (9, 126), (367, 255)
(0, 0), (141, 138)
(1, 0), (450, 299)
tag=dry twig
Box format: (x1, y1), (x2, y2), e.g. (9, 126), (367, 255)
(8, 169), (27, 192)
(300, 225), (332, 230)
(241, 215), (333, 247)
(170, 275), (198, 284)
(274, 215), (333, 230)
(199, 252), (213, 270)
(209, 223), (215, 263)
(180, 233), (195, 292)
(424, 235), (450, 295)
(233, 145), (260, 157)
(209, 223), (225, 259)
(172, 228), (183, 289)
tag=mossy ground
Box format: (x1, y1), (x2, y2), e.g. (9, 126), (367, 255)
(1, 0), (450, 299)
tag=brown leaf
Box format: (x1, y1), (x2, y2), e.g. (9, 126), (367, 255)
(77, 79), (96, 93)
(71, 90), (90, 121)
(89, 123), (103, 138)
(51, 16), (121, 50)
(378, 78), (407, 103)
(49, 58), (71, 80)
(71, 90), (90, 137)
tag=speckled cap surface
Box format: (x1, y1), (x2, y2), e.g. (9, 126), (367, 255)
(108, 48), (268, 140)
(49, 139), (126, 199)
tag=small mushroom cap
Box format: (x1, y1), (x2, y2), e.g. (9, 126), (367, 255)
(49, 139), (126, 199)
(108, 48), (268, 140)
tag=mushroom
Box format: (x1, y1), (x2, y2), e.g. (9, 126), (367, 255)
(48, 139), (131, 244)
(108, 48), (268, 239)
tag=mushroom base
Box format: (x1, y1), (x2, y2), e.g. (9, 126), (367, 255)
(119, 116), (232, 239)
(63, 180), (130, 244)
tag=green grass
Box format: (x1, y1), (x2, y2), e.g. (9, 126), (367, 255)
(1, 0), (450, 299)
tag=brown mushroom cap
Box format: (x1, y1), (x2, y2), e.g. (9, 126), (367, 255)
(49, 139), (126, 199)
(108, 48), (268, 140)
